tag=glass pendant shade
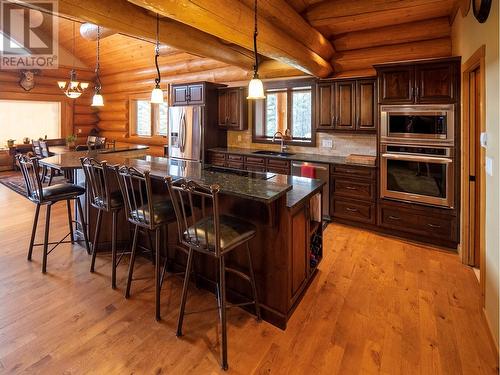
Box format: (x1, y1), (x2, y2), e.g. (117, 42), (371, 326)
(247, 77), (265, 99)
(80, 82), (89, 90)
(150, 86), (164, 104)
(91, 92), (104, 107)
(57, 81), (66, 89)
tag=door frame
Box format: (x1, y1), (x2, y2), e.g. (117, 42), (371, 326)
(461, 45), (486, 305)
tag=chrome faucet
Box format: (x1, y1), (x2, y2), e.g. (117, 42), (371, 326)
(272, 131), (287, 153)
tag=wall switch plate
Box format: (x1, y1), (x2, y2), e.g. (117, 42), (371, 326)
(485, 157), (493, 176)
(321, 139), (333, 148)
(480, 132), (488, 148)
(237, 135), (242, 142)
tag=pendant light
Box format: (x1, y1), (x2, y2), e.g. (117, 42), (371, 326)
(58, 21), (89, 98)
(150, 14), (164, 104)
(91, 25), (104, 107)
(247, 0), (265, 100)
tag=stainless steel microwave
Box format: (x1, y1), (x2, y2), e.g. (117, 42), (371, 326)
(380, 144), (454, 208)
(380, 105), (455, 145)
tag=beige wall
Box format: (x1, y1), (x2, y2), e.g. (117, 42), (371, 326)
(452, 2), (500, 347)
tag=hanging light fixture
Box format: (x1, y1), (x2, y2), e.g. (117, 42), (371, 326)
(247, 0), (265, 100)
(150, 13), (164, 104)
(91, 25), (104, 107)
(58, 21), (89, 98)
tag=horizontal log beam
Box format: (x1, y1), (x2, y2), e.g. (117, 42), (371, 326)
(97, 121), (128, 132)
(98, 111), (127, 121)
(332, 38), (451, 71)
(307, 0), (455, 35)
(239, 0), (334, 60)
(332, 17), (451, 51)
(127, 0), (332, 77)
(51, 0), (256, 70)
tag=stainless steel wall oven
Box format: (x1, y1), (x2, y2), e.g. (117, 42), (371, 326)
(380, 144), (454, 208)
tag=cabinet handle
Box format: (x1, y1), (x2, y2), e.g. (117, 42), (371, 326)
(332, 115), (336, 126)
(388, 215), (400, 220)
(416, 86), (420, 99)
(427, 223), (441, 229)
(346, 207), (358, 212)
(346, 186), (357, 190)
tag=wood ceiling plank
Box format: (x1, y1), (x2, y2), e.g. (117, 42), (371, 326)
(127, 0), (332, 77)
(50, 0), (257, 70)
(332, 17), (451, 51)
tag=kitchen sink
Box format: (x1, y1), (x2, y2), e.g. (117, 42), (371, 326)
(252, 150), (295, 157)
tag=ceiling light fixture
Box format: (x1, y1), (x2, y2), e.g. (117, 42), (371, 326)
(150, 13), (164, 104)
(91, 25), (104, 107)
(58, 21), (89, 99)
(247, 0), (265, 100)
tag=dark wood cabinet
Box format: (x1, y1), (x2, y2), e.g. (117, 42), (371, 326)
(170, 83), (207, 106)
(207, 151), (290, 175)
(335, 81), (356, 130)
(316, 78), (376, 132)
(330, 164), (377, 226)
(378, 200), (457, 246)
(217, 87), (248, 130)
(376, 58), (459, 104)
(290, 204), (309, 297)
(356, 79), (377, 131)
(316, 84), (335, 130)
(416, 62), (456, 103)
(377, 66), (414, 104)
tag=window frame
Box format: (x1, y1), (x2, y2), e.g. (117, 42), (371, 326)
(252, 79), (316, 147)
(128, 92), (169, 140)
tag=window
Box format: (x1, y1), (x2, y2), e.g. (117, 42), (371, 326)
(130, 96), (168, 138)
(0, 100), (60, 145)
(253, 80), (315, 146)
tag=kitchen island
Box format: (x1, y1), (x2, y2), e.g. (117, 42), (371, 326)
(40, 153), (325, 329)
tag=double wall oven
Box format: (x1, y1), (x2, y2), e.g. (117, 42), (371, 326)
(380, 104), (455, 209)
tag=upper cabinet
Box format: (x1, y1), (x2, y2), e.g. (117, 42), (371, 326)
(170, 83), (206, 106)
(217, 87), (248, 130)
(376, 57), (460, 105)
(316, 77), (377, 132)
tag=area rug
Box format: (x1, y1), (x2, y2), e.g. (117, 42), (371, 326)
(0, 173), (66, 198)
(0, 173), (27, 197)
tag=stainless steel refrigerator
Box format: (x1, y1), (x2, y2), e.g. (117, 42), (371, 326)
(168, 106), (203, 161)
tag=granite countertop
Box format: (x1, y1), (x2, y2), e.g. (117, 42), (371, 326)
(40, 152), (292, 204)
(271, 175), (325, 208)
(209, 147), (377, 168)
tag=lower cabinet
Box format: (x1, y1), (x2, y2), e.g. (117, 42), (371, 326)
(332, 198), (376, 225)
(378, 200), (457, 245)
(331, 164), (377, 226)
(207, 151), (291, 175)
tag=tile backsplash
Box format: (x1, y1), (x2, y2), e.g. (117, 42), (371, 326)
(227, 130), (377, 157)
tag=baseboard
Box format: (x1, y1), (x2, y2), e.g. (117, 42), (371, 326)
(482, 307), (499, 358)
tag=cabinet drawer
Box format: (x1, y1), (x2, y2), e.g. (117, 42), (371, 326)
(210, 159), (226, 167)
(227, 154), (244, 162)
(379, 206), (455, 241)
(331, 164), (375, 179)
(209, 152), (226, 161)
(245, 156), (266, 165)
(227, 162), (244, 170)
(332, 198), (375, 224)
(333, 178), (374, 201)
(268, 167), (290, 175)
(268, 158), (290, 169)
(246, 164), (266, 172)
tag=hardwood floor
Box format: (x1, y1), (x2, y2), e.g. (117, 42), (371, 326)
(0, 181), (497, 374)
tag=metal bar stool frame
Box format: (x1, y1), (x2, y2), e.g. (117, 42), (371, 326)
(165, 176), (261, 371)
(17, 155), (91, 273)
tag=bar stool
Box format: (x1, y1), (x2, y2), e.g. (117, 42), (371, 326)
(80, 157), (124, 289)
(17, 155), (91, 273)
(165, 177), (261, 371)
(115, 165), (176, 321)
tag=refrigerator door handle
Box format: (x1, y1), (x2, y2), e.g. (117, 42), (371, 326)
(181, 113), (187, 153)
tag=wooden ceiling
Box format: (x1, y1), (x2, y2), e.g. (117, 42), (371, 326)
(51, 0), (459, 79)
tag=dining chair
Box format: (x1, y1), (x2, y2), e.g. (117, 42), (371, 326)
(165, 177), (261, 371)
(16, 155), (91, 273)
(115, 165), (177, 321)
(81, 157), (125, 289)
